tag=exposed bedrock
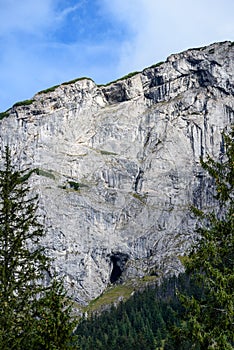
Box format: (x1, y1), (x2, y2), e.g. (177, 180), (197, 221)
(0, 41), (233, 304)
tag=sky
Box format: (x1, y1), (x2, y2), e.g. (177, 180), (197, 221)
(0, 0), (233, 111)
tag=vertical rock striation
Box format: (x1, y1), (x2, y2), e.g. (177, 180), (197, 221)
(0, 41), (233, 304)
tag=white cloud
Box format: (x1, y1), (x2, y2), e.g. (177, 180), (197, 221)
(101, 0), (234, 75)
(56, 2), (84, 22)
(0, 0), (233, 111)
(0, 0), (114, 109)
(0, 0), (85, 36)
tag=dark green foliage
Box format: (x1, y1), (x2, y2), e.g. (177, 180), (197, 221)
(0, 110), (10, 120)
(174, 127), (234, 349)
(32, 280), (78, 350)
(35, 168), (56, 180)
(200, 130), (234, 203)
(20, 168), (56, 182)
(75, 275), (188, 349)
(13, 99), (35, 107)
(0, 146), (77, 349)
(100, 150), (117, 155)
(68, 181), (80, 191)
(61, 77), (94, 86)
(38, 77), (94, 94)
(99, 71), (140, 87)
(98, 62), (164, 87)
(132, 192), (148, 204)
(75, 272), (221, 349)
(118, 71), (140, 80)
(148, 61), (164, 69)
(38, 85), (60, 94)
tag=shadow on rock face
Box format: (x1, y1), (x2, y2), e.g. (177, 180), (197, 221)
(110, 252), (129, 284)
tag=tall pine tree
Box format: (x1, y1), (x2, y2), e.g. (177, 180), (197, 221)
(175, 127), (234, 349)
(0, 146), (78, 349)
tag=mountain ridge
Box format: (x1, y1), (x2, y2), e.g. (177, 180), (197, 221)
(1, 40), (232, 113)
(0, 40), (233, 305)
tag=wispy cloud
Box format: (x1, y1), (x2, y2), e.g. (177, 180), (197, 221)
(55, 2), (84, 22)
(0, 0), (233, 111)
(0, 0), (120, 110)
(101, 0), (234, 75)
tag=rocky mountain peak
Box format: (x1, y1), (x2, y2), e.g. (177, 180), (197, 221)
(0, 41), (233, 305)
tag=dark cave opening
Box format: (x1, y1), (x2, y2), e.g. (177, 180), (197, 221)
(110, 256), (122, 283)
(110, 253), (129, 284)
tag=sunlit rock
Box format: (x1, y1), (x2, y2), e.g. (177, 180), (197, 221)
(0, 41), (233, 304)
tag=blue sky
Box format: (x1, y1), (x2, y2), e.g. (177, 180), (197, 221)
(0, 0), (233, 111)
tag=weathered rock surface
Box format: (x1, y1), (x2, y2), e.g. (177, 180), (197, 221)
(0, 41), (233, 304)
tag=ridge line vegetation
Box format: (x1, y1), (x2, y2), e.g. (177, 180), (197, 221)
(38, 77), (94, 95)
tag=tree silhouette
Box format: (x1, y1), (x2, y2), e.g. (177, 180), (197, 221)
(0, 146), (77, 349)
(177, 127), (234, 349)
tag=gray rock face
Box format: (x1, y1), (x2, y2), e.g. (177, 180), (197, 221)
(0, 41), (233, 304)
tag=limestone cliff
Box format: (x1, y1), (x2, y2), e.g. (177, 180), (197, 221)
(0, 41), (233, 305)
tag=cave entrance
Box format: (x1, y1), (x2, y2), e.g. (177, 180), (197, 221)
(110, 253), (129, 284)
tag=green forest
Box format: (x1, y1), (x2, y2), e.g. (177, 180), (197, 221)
(75, 274), (202, 349)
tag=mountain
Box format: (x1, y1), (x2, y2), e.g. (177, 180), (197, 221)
(0, 41), (233, 305)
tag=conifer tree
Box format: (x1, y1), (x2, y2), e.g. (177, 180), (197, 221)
(175, 127), (234, 349)
(0, 146), (77, 349)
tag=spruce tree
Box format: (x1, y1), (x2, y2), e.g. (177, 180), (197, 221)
(175, 127), (234, 349)
(0, 146), (77, 349)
